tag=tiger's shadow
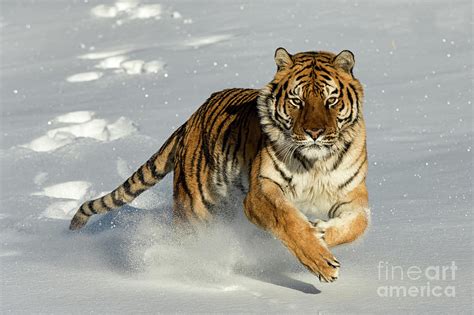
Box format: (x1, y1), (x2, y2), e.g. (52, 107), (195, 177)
(236, 267), (321, 294)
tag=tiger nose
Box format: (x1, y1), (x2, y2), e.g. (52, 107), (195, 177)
(304, 128), (325, 140)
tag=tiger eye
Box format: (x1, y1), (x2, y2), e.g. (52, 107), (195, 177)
(290, 98), (303, 108)
(326, 97), (338, 107)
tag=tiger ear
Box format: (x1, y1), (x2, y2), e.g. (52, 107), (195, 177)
(274, 47), (293, 70)
(334, 50), (355, 74)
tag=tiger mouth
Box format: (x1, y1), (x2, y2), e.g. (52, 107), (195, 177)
(293, 139), (337, 148)
(306, 142), (334, 149)
(292, 134), (337, 144)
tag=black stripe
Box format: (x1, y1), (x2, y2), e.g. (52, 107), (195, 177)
(339, 156), (367, 189)
(348, 83), (359, 95)
(258, 175), (285, 193)
(200, 111), (216, 170)
(236, 180), (247, 194)
(173, 162), (192, 204)
(111, 190), (125, 207)
(140, 166), (155, 186)
(221, 117), (237, 154)
(346, 87), (354, 107)
(347, 149), (366, 170)
(281, 95), (290, 117)
(293, 148), (312, 171)
(263, 193), (279, 210)
(189, 127), (203, 184)
(331, 140), (353, 171)
(216, 93), (255, 159)
(348, 83), (360, 108)
(266, 147), (292, 183)
(100, 197), (108, 211)
(157, 124), (183, 156)
(339, 102), (351, 120)
(273, 80), (288, 105)
(202, 137), (215, 169)
(223, 97), (257, 162)
(228, 105), (250, 161)
(338, 85), (344, 99)
(201, 197), (214, 213)
(122, 179), (135, 197)
(315, 67), (332, 78)
(232, 102), (255, 163)
(337, 116), (350, 124)
(294, 73), (308, 82)
(291, 65), (312, 81)
(320, 74), (332, 82)
(132, 188), (146, 196)
(147, 156), (161, 179)
(328, 200), (352, 218)
(195, 149), (209, 206)
(87, 201), (97, 214)
(208, 91), (248, 145)
(240, 108), (253, 163)
(177, 166), (193, 201)
(274, 110), (290, 130)
(79, 204), (92, 217)
(136, 167), (147, 185)
(206, 89), (240, 131)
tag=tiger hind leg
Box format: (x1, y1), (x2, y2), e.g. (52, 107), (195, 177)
(171, 167), (214, 228)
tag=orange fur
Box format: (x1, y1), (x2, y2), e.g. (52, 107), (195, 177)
(69, 48), (370, 283)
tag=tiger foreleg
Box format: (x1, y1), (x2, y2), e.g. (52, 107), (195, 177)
(312, 183), (369, 248)
(244, 176), (340, 282)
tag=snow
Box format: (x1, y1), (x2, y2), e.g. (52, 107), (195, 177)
(32, 181), (92, 200)
(76, 49), (165, 77)
(66, 71), (104, 83)
(21, 112), (137, 152)
(1, 0), (472, 313)
(53, 111), (95, 124)
(184, 34), (234, 48)
(91, 1), (163, 20)
(79, 49), (131, 60)
(41, 200), (81, 220)
(142, 60), (166, 74)
(120, 59), (146, 74)
(95, 55), (129, 70)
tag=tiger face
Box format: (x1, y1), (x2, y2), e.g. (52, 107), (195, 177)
(258, 48), (364, 161)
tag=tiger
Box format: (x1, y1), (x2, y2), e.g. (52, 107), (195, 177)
(70, 48), (370, 283)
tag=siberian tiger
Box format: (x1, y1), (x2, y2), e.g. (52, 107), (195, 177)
(70, 48), (369, 282)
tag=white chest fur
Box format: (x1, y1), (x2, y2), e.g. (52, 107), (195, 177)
(261, 135), (366, 220)
(284, 169), (343, 219)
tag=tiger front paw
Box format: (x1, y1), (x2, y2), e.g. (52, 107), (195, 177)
(291, 226), (340, 282)
(303, 243), (340, 282)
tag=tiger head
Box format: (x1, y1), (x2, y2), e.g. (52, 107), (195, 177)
(258, 48), (364, 161)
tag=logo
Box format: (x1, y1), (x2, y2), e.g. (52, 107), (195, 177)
(376, 261), (457, 298)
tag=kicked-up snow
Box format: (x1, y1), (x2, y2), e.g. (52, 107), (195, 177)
(0, 0), (472, 313)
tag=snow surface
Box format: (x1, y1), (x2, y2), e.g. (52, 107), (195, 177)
(1, 0), (472, 313)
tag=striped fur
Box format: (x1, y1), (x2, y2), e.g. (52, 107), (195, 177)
(70, 48), (370, 283)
